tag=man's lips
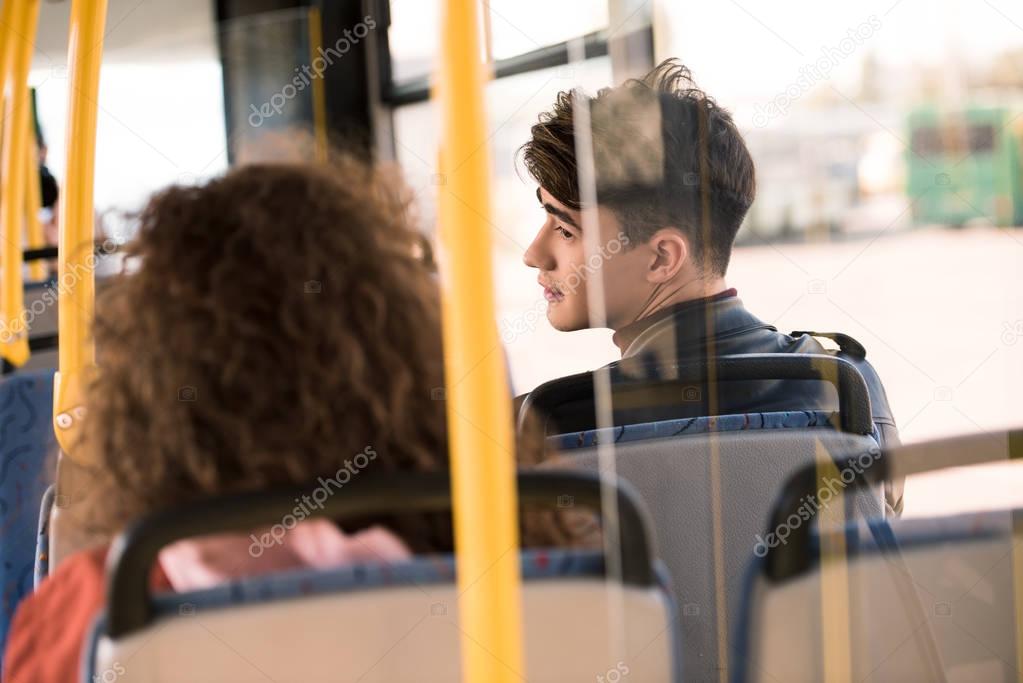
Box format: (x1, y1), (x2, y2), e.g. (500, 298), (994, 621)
(539, 279), (565, 302)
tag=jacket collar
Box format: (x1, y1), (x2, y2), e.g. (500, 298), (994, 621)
(615, 291), (774, 360)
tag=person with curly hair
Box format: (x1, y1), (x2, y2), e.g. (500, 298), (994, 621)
(3, 156), (583, 683)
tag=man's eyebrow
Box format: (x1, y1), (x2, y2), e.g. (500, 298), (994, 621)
(535, 188), (579, 229)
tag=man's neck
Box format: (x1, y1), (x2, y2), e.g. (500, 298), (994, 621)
(611, 277), (730, 354)
(646, 277), (729, 317)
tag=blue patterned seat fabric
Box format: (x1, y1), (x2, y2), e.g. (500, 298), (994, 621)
(0, 369), (55, 669)
(548, 410), (843, 451)
(145, 549), (609, 617)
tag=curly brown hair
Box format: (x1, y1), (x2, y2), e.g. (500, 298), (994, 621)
(78, 156), (586, 553)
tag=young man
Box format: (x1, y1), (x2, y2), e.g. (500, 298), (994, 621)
(520, 59), (902, 513)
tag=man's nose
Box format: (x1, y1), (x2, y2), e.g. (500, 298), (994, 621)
(523, 230), (553, 271)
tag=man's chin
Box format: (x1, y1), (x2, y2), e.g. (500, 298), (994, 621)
(546, 308), (587, 332)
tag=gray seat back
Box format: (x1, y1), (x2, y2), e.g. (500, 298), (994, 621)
(86, 470), (681, 682)
(551, 427), (884, 681)
(737, 428), (1023, 682)
(740, 511), (1018, 682)
(88, 557), (679, 683)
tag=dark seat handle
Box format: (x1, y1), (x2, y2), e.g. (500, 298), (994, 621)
(106, 470), (656, 638)
(518, 353), (874, 436)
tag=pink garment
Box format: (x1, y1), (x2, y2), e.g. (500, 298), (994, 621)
(158, 519), (412, 591)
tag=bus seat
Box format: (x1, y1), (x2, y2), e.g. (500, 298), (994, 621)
(0, 369), (55, 667)
(518, 354), (875, 441)
(85, 471), (682, 682)
(735, 431), (1023, 681)
(526, 355), (885, 682)
(550, 428), (884, 682)
(549, 409), (848, 451)
(736, 511), (1018, 682)
(34, 484), (55, 587)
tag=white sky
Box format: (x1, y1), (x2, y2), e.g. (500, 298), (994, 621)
(658, 0), (1023, 105)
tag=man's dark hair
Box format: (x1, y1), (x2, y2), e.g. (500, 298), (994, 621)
(520, 59), (756, 275)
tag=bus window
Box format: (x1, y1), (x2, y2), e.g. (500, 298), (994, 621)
(910, 126), (942, 156)
(968, 123), (996, 153)
(386, 1), (439, 83)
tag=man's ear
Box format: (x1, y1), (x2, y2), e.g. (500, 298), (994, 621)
(645, 228), (689, 283)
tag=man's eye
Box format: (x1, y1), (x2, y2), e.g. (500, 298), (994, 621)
(554, 226), (575, 240)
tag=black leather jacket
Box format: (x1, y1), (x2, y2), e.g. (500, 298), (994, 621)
(533, 293), (903, 513)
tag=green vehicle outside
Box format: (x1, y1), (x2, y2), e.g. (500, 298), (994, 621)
(906, 104), (1023, 227)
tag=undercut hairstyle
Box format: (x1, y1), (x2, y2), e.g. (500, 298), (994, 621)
(521, 59), (756, 275)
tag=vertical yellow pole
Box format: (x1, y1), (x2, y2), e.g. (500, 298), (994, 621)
(816, 445), (852, 683)
(436, 1), (524, 681)
(25, 103), (46, 282)
(1013, 509), (1023, 683)
(53, 0), (107, 459)
(0, 0), (41, 368)
(307, 7), (328, 163)
(1011, 432), (1023, 683)
(0, 0), (16, 154)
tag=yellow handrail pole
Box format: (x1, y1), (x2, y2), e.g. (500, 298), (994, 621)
(436, 0), (524, 681)
(0, 0), (16, 159)
(25, 99), (46, 282)
(54, 0), (107, 459)
(306, 7), (328, 163)
(815, 446), (852, 683)
(0, 0), (41, 368)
